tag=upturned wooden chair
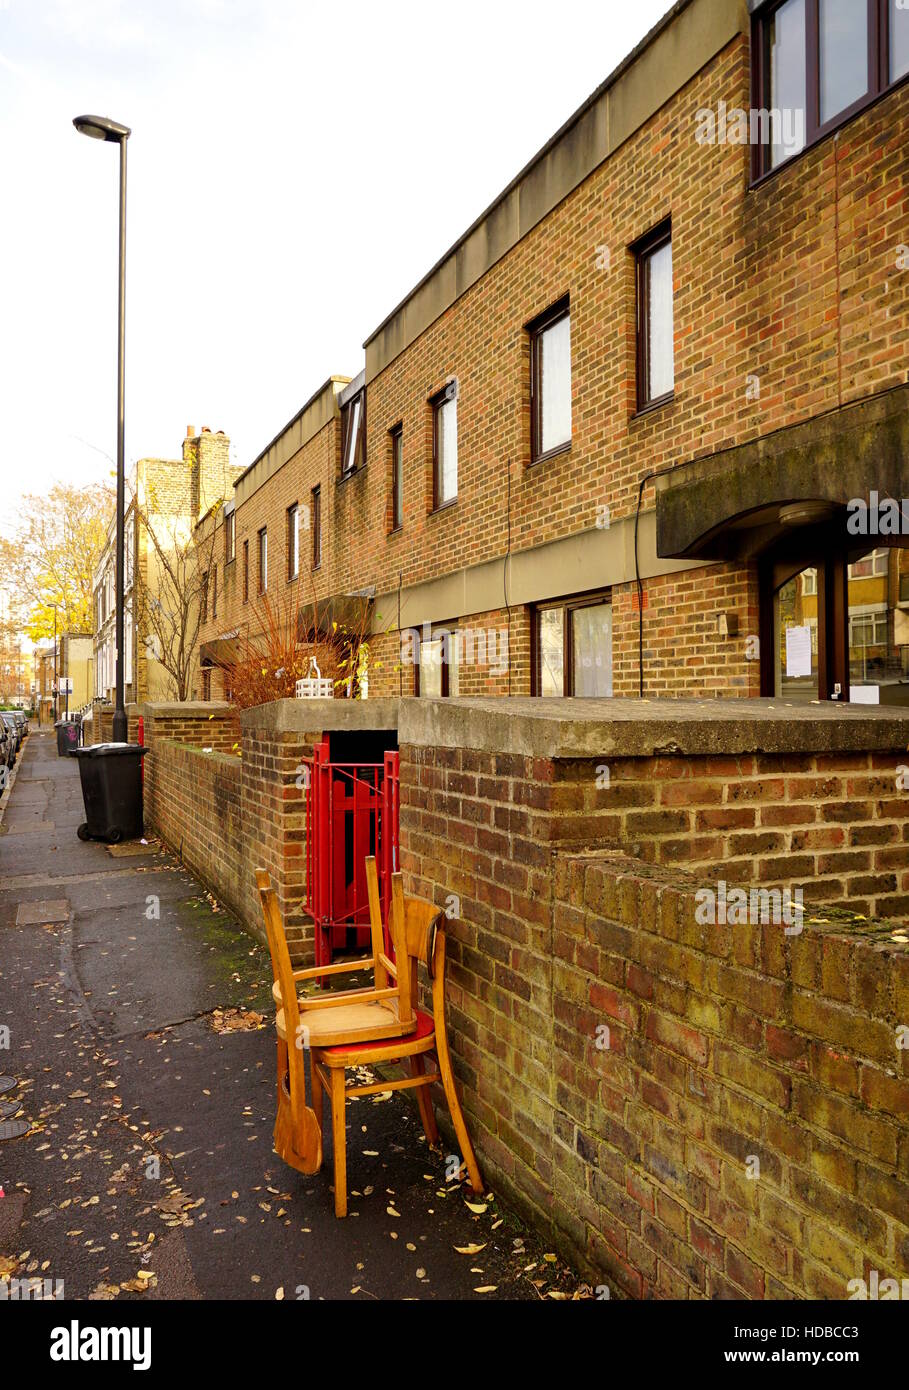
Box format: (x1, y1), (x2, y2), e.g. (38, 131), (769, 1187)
(257, 861), (483, 1216)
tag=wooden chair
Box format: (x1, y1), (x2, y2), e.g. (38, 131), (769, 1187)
(312, 863), (483, 1217)
(257, 865), (419, 1175)
(256, 861), (483, 1216)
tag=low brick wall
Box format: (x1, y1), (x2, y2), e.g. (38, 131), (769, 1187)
(549, 853), (908, 1299)
(144, 738), (246, 927)
(397, 699), (909, 1297)
(140, 701), (241, 753)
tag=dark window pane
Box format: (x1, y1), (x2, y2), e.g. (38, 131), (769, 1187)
(572, 603), (613, 697)
(645, 239), (674, 402)
(538, 608), (564, 697)
(819, 0), (869, 124)
(769, 0), (807, 167)
(540, 314), (571, 454)
(892, 0), (909, 81)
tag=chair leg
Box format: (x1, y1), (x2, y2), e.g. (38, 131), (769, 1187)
(411, 1055), (439, 1146)
(329, 1068), (348, 1218)
(310, 1055), (324, 1139)
(435, 1036), (483, 1194)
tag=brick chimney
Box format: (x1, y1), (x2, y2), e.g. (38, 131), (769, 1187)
(183, 427), (233, 521)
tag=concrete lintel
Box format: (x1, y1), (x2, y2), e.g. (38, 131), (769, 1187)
(398, 697), (909, 759)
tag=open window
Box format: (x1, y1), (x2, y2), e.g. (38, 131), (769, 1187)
(341, 389), (366, 477)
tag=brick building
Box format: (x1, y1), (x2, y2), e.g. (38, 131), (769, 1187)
(195, 0), (909, 712)
(92, 429), (242, 707)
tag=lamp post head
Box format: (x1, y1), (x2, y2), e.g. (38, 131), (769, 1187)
(73, 114), (131, 143)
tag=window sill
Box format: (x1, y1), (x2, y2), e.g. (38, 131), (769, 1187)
(633, 392), (675, 420)
(528, 441), (571, 469)
(430, 499), (458, 517)
(748, 73), (909, 191)
(388, 525), (403, 538)
(337, 465), (366, 487)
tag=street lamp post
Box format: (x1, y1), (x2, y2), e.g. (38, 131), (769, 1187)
(74, 114), (131, 744)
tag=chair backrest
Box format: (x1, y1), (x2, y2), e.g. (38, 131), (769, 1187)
(363, 858), (447, 1020)
(256, 869), (301, 1045)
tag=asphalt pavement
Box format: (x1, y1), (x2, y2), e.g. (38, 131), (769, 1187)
(0, 729), (588, 1302)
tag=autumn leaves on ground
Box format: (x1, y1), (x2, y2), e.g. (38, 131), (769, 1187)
(0, 731), (591, 1301)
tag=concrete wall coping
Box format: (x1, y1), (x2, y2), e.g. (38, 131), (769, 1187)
(141, 702), (234, 717)
(240, 697), (402, 734)
(397, 697), (909, 759)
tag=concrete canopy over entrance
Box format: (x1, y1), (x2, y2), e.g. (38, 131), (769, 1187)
(655, 384), (909, 561)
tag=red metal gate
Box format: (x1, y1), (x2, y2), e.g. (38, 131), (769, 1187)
(305, 741), (400, 967)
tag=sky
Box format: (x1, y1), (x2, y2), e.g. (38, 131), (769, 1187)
(0, 0), (673, 536)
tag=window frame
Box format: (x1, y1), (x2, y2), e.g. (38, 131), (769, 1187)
(287, 503), (300, 582)
(201, 569), (209, 622)
(211, 563), (217, 620)
(311, 485), (321, 571)
(243, 539), (249, 604)
(341, 389), (366, 478)
(634, 221), (674, 415)
(532, 591), (614, 697)
(390, 424), (403, 532)
(414, 625), (457, 698)
(431, 381), (458, 512)
(225, 509), (236, 566)
(529, 296), (572, 465)
(258, 527), (267, 595)
(751, 0), (906, 182)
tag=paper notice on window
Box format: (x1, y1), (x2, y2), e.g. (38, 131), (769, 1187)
(785, 626), (813, 679)
(850, 686), (880, 706)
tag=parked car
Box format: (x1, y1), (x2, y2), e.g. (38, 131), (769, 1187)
(0, 722), (12, 778)
(13, 711), (28, 739)
(0, 712), (21, 764)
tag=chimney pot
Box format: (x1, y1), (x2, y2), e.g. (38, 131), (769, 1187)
(186, 425), (194, 438)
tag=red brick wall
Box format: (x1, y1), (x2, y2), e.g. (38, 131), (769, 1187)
(551, 853), (909, 1299)
(398, 741), (909, 1296)
(144, 740), (246, 928)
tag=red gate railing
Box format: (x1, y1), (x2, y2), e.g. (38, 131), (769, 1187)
(305, 741), (400, 967)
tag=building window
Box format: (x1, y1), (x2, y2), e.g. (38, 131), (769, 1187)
(201, 570), (209, 621)
(258, 528), (267, 594)
(802, 567), (818, 595)
(529, 298), (571, 463)
(287, 504), (300, 581)
(753, 0), (909, 178)
(534, 595), (613, 697)
(341, 390), (366, 477)
(243, 539), (249, 603)
(432, 381), (458, 509)
(201, 667), (212, 702)
(849, 547), (889, 579)
(390, 425), (403, 532)
(225, 509), (236, 565)
(415, 627), (458, 697)
(211, 564), (217, 619)
(312, 486), (321, 570)
(635, 223), (674, 411)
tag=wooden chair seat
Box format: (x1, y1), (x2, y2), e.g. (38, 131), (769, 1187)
(318, 1007), (435, 1064)
(276, 998), (416, 1048)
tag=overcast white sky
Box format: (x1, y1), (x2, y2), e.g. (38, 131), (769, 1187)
(0, 0), (672, 535)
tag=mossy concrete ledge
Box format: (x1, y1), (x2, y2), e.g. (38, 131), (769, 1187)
(240, 697), (401, 735)
(398, 697), (909, 759)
